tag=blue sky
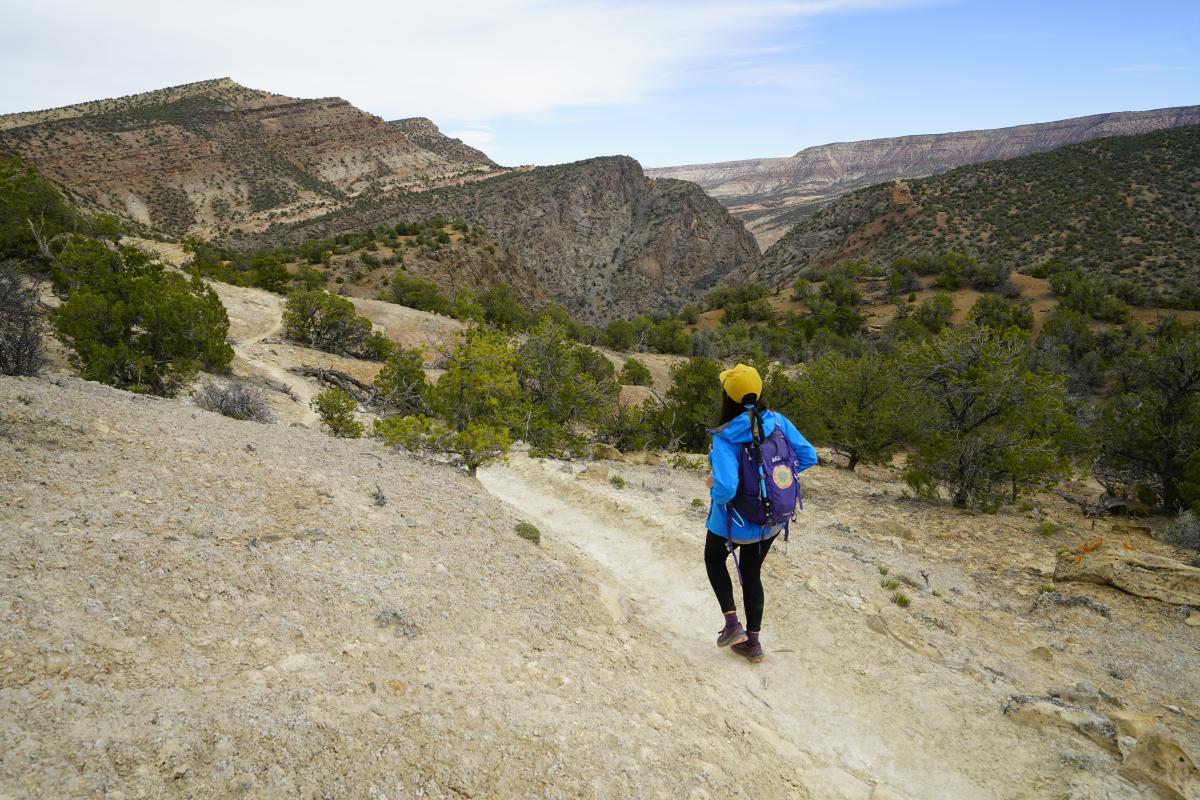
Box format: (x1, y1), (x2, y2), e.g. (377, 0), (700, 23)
(2, 0), (1196, 167)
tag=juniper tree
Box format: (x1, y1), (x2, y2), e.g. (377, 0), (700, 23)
(515, 320), (618, 455)
(51, 238), (233, 395)
(660, 357), (723, 451)
(776, 351), (915, 471)
(968, 294), (1033, 332)
(901, 325), (1083, 507)
(283, 290), (390, 360)
(1094, 324), (1200, 510)
(620, 357), (653, 386)
(373, 346), (429, 415)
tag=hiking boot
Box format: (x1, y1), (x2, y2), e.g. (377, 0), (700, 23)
(716, 622), (747, 648)
(731, 639), (764, 663)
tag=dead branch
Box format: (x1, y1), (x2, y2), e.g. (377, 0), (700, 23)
(291, 365), (378, 404)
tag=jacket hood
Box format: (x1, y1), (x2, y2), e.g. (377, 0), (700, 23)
(711, 409), (778, 444)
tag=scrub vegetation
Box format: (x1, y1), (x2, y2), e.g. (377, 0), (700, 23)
(4, 155), (1200, 521)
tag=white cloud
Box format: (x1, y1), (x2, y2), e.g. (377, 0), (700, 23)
(0, 0), (933, 121)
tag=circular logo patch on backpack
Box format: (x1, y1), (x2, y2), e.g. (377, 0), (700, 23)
(772, 464), (795, 489)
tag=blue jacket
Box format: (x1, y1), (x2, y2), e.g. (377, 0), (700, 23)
(706, 409), (817, 541)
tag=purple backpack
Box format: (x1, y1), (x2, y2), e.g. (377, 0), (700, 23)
(729, 410), (803, 533)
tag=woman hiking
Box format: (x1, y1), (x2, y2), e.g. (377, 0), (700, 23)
(705, 363), (817, 663)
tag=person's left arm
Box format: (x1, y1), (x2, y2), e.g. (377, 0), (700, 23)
(709, 438), (740, 505)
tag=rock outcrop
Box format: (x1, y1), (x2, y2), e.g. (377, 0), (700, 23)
(0, 78), (502, 236)
(647, 105), (1200, 248)
(1121, 729), (1200, 800)
(1003, 694), (1120, 753)
(388, 117), (497, 168)
(240, 156), (761, 321)
(1054, 542), (1200, 606)
(1005, 692), (1200, 800)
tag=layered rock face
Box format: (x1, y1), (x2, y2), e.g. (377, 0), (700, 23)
(743, 124), (1200, 301)
(1, 80), (757, 320)
(647, 105), (1200, 248)
(388, 117), (497, 168)
(240, 156), (761, 321)
(0, 78), (502, 236)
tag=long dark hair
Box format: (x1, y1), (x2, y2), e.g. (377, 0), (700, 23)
(717, 391), (766, 426)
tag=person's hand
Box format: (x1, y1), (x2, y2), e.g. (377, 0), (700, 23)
(705, 474), (714, 488)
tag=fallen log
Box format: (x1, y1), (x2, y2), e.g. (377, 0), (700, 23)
(291, 366), (377, 404)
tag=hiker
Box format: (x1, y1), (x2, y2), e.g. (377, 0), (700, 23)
(705, 363), (816, 663)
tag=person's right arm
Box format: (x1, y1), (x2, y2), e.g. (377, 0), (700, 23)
(778, 415), (818, 471)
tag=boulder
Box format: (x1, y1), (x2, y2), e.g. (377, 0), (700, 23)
(1054, 542), (1200, 605)
(1005, 695), (1200, 799)
(1002, 695), (1119, 753)
(1120, 729), (1200, 800)
(592, 443), (624, 462)
(1110, 709), (1157, 743)
(622, 451), (663, 466)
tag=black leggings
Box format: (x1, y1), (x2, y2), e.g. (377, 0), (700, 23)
(704, 531), (776, 631)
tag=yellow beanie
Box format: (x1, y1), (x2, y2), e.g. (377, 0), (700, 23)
(719, 363), (763, 404)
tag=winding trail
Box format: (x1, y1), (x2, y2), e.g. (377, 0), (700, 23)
(210, 284), (323, 426)
(129, 237), (323, 425)
(478, 454), (1156, 800)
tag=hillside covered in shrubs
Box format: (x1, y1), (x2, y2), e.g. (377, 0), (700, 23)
(5, 154), (1200, 524)
(1, 158), (232, 394)
(758, 125), (1200, 309)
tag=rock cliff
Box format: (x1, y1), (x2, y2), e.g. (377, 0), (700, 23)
(0, 78), (502, 236)
(388, 117), (497, 168)
(647, 105), (1200, 248)
(239, 156), (761, 321)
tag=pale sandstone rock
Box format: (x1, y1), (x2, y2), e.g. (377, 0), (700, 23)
(1054, 544), (1200, 605)
(1003, 695), (1119, 753)
(592, 443), (624, 462)
(1120, 729), (1200, 800)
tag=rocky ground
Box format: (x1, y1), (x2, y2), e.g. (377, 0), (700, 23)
(1, 375), (816, 799)
(4, 372), (1198, 798)
(3, 267), (1199, 798)
(480, 454), (1200, 800)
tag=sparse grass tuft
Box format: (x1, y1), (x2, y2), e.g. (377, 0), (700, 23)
(514, 521), (540, 544)
(878, 565), (890, 576)
(610, 475), (626, 489)
(890, 591), (911, 608)
(1039, 520), (1066, 537)
(1038, 584), (1056, 594)
(690, 498), (706, 509)
(880, 578), (901, 590)
(1162, 510), (1200, 552)
(669, 453), (705, 471)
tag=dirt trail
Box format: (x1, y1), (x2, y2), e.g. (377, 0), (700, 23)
(478, 454), (1160, 800)
(210, 284), (323, 426)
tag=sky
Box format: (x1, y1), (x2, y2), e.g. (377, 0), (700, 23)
(1, 0), (1196, 167)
